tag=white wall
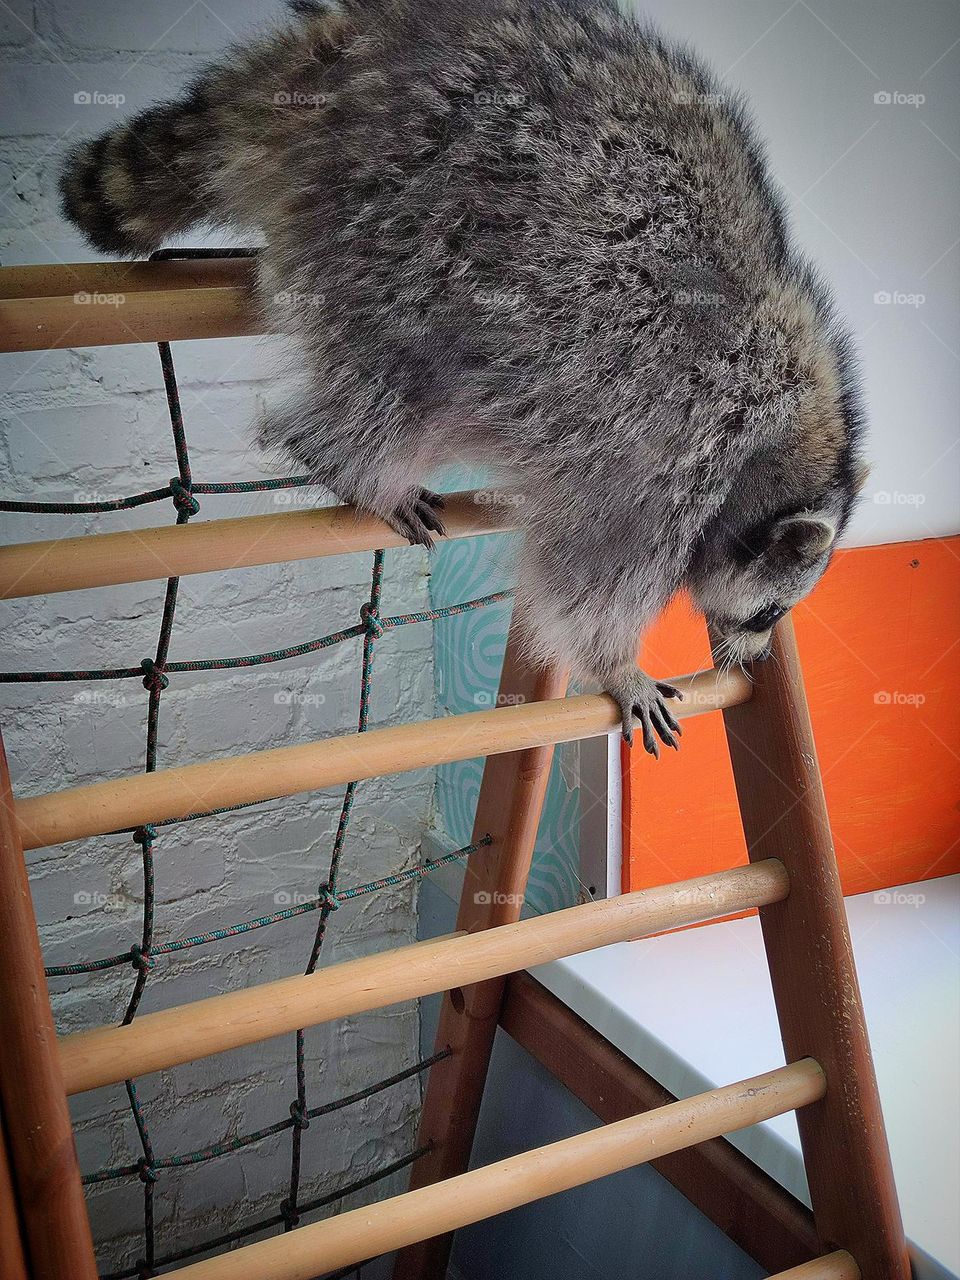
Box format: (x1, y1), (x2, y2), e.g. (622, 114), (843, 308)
(0, 3), (433, 1273)
(632, 0), (960, 547)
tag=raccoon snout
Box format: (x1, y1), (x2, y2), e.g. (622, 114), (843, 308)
(713, 627), (773, 666)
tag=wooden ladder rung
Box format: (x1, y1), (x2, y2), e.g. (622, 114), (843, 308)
(163, 1060), (825, 1280)
(57, 860), (789, 1094)
(767, 1252), (860, 1279)
(14, 667), (750, 852)
(0, 258), (263, 351)
(0, 491), (509, 600)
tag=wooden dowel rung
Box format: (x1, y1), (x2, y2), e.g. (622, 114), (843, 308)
(0, 257), (255, 300)
(166, 1059), (824, 1280)
(0, 254), (264, 351)
(58, 860), (788, 1095)
(766, 1253), (861, 1280)
(0, 490), (508, 600)
(0, 286), (262, 352)
(15, 667), (750, 852)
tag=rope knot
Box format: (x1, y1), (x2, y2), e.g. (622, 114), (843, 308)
(140, 659), (169, 693)
(132, 825), (156, 847)
(130, 945), (156, 972)
(136, 1158), (158, 1184)
(289, 1100), (310, 1131)
(359, 602), (385, 639)
(279, 1198), (300, 1229)
(318, 885), (340, 912)
(169, 477), (200, 516)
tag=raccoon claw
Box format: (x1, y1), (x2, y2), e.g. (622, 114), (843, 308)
(388, 489), (446, 548)
(606, 670), (684, 758)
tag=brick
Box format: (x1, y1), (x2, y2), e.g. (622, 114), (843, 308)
(48, 0), (270, 54)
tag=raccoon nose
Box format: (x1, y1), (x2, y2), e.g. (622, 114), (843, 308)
(744, 603), (787, 632)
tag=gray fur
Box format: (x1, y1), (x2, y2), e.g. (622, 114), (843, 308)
(59, 0), (866, 752)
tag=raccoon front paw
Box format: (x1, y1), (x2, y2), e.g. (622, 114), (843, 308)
(387, 489), (446, 549)
(604, 668), (684, 758)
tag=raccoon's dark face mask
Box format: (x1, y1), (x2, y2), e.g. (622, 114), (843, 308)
(687, 512), (837, 665)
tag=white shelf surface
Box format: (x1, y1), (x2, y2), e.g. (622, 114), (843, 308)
(530, 874), (960, 1280)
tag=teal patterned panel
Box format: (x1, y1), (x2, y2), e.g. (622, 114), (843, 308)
(429, 500), (581, 916)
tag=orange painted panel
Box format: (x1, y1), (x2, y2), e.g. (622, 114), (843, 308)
(623, 537), (960, 898)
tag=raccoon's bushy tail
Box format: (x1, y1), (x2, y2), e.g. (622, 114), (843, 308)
(59, 1), (360, 256)
(59, 84), (225, 256)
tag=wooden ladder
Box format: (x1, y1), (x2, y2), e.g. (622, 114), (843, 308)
(0, 261), (908, 1280)
(394, 614), (909, 1280)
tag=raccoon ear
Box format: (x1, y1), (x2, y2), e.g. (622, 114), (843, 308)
(770, 514), (836, 564)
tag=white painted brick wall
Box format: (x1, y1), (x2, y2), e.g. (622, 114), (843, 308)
(0, 5), (434, 1273)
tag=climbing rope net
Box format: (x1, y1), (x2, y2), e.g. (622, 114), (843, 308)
(0, 248), (513, 1279)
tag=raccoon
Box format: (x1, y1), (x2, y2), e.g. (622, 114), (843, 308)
(59, 0), (866, 755)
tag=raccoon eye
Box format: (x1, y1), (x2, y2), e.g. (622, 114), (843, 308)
(744, 603), (787, 633)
